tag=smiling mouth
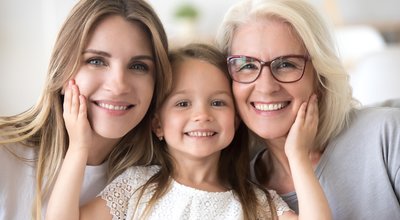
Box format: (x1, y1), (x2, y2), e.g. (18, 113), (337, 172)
(96, 102), (134, 111)
(185, 131), (216, 137)
(252, 101), (290, 111)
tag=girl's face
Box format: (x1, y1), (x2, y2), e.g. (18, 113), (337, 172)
(154, 58), (236, 161)
(73, 15), (155, 139)
(230, 19), (315, 143)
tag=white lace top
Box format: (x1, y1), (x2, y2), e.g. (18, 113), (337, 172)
(100, 165), (291, 220)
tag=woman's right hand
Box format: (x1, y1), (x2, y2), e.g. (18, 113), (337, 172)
(63, 80), (93, 152)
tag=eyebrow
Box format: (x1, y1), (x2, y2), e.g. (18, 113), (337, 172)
(82, 49), (154, 61)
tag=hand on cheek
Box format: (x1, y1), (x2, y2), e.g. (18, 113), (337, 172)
(285, 94), (319, 159)
(63, 80), (93, 152)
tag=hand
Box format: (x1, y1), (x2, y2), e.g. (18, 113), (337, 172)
(285, 94), (319, 160)
(63, 80), (93, 152)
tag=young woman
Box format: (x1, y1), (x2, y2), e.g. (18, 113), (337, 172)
(0, 0), (171, 219)
(217, 0), (400, 219)
(46, 43), (330, 220)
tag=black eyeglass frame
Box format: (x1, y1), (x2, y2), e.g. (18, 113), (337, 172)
(226, 54), (310, 84)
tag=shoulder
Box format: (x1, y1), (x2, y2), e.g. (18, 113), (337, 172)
(253, 187), (292, 217)
(107, 165), (160, 189)
(351, 107), (400, 125)
(99, 165), (160, 219)
(341, 107), (400, 137)
(100, 165), (160, 198)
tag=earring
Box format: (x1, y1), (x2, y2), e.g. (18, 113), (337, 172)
(158, 136), (164, 141)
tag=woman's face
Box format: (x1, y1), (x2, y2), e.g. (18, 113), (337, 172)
(72, 15), (155, 139)
(230, 19), (315, 141)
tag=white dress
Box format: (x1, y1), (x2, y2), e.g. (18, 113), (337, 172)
(101, 165), (290, 220)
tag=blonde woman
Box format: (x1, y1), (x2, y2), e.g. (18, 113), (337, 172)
(0, 0), (171, 219)
(217, 0), (400, 219)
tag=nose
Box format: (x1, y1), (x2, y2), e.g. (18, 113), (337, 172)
(105, 65), (131, 95)
(254, 66), (281, 93)
(192, 104), (214, 122)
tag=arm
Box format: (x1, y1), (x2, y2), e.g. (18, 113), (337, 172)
(46, 80), (97, 220)
(281, 95), (331, 220)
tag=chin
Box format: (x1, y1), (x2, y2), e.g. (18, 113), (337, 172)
(94, 126), (131, 140)
(251, 127), (288, 140)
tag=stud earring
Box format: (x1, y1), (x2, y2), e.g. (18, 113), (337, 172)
(158, 136), (164, 141)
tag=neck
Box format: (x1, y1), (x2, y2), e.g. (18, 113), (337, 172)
(172, 152), (227, 192)
(86, 135), (119, 165)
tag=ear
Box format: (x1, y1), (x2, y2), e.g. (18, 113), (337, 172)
(151, 113), (164, 139)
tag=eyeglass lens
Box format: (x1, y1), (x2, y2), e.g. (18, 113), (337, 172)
(227, 55), (307, 83)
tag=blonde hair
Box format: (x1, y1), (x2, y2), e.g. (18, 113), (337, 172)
(0, 0), (171, 219)
(132, 43), (276, 220)
(216, 0), (357, 151)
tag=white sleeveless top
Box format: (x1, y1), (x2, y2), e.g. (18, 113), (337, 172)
(100, 165), (291, 220)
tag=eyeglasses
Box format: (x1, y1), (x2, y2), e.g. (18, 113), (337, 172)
(227, 55), (309, 84)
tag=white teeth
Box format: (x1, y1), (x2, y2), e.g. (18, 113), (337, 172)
(254, 103), (286, 111)
(98, 103), (128, 111)
(187, 131), (215, 137)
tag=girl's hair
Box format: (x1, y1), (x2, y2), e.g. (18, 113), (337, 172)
(216, 0), (357, 152)
(134, 43), (276, 220)
(0, 0), (171, 219)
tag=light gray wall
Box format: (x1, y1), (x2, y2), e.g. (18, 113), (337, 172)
(0, 0), (76, 116)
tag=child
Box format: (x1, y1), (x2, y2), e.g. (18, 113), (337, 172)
(46, 43), (330, 220)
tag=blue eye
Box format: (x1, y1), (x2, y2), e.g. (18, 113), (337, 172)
(87, 58), (106, 66)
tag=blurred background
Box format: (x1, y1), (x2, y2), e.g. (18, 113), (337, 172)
(1, 0), (400, 116)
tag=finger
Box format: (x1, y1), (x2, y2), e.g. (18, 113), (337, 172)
(305, 94), (318, 126)
(71, 84), (80, 117)
(78, 95), (87, 119)
(63, 80), (73, 115)
(296, 102), (307, 124)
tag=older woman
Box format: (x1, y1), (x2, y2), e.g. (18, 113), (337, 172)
(217, 0), (400, 219)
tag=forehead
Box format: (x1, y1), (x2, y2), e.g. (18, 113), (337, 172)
(231, 18), (306, 59)
(171, 58), (230, 92)
(85, 15), (152, 56)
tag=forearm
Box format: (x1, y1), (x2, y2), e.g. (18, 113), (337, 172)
(45, 148), (89, 220)
(289, 155), (331, 220)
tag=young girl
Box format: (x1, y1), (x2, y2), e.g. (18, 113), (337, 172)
(0, 0), (171, 219)
(46, 43), (330, 219)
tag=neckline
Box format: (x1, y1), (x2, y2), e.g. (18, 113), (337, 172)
(171, 178), (233, 195)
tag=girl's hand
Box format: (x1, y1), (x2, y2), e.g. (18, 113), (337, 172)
(63, 80), (93, 152)
(285, 94), (319, 160)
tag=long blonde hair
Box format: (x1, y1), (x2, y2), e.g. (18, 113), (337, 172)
(132, 43), (276, 220)
(216, 0), (357, 152)
(0, 0), (171, 219)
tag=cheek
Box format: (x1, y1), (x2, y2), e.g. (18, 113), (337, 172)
(232, 83), (249, 104)
(294, 70), (316, 102)
(135, 76), (155, 100)
(72, 71), (96, 97)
